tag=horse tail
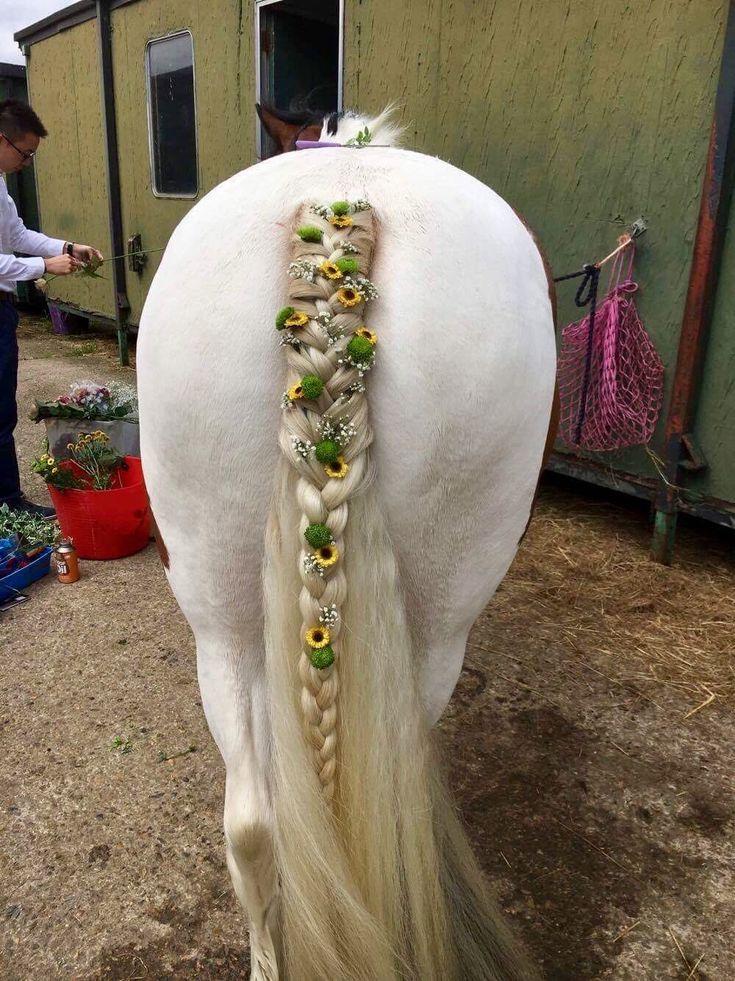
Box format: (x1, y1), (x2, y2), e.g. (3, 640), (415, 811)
(263, 199), (538, 980)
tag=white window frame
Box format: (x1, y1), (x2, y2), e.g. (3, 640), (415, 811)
(254, 0), (344, 160)
(145, 29), (199, 199)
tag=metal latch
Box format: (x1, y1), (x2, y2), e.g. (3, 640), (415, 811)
(127, 233), (146, 274)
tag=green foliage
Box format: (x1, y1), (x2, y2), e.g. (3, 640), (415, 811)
(310, 644), (335, 669)
(345, 127), (372, 148)
(0, 503), (60, 549)
(300, 374), (324, 399)
(315, 439), (340, 464)
(346, 335), (375, 364)
(331, 201), (351, 216)
(297, 225), (323, 243)
(304, 523), (333, 549)
(276, 306), (295, 329)
(335, 258), (359, 274)
(111, 736), (133, 754)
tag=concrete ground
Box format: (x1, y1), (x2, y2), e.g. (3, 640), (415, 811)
(1, 316), (733, 979)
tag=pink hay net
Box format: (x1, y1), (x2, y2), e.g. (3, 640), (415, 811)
(557, 246), (664, 451)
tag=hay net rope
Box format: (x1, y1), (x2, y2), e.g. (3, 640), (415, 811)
(557, 246), (664, 451)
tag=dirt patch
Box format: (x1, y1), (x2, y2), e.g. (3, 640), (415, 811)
(1, 320), (733, 979)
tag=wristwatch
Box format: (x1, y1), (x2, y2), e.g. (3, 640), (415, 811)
(65, 242), (74, 256)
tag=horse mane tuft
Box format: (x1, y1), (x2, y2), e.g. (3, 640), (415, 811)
(318, 104), (406, 147)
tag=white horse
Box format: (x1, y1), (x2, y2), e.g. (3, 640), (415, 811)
(137, 107), (556, 980)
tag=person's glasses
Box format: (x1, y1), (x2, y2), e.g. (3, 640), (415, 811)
(1, 132), (34, 161)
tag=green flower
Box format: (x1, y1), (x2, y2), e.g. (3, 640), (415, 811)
(297, 225), (323, 243)
(315, 439), (340, 464)
(304, 523), (333, 549)
(300, 374), (324, 399)
(310, 645), (335, 669)
(276, 306), (295, 330)
(331, 201), (350, 216)
(335, 257), (359, 275)
(346, 335), (374, 364)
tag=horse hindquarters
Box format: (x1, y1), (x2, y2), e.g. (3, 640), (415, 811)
(139, 146), (553, 980)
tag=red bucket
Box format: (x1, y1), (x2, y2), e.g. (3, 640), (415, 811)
(49, 456), (150, 560)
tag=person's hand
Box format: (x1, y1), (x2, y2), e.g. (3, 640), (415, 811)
(44, 254), (81, 275)
(72, 244), (104, 264)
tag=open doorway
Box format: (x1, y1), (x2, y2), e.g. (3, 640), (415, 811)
(256, 0), (342, 158)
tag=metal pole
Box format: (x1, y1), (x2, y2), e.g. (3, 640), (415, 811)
(651, 1), (735, 564)
(96, 0), (130, 366)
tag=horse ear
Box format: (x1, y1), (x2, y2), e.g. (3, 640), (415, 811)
(256, 103), (314, 153)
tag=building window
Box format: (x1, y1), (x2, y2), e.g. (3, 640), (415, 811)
(256, 0), (343, 159)
(146, 31), (198, 197)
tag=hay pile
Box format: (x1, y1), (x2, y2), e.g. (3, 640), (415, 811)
(486, 479), (734, 715)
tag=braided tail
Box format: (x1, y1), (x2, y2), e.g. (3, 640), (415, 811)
(277, 200), (377, 797)
(264, 199), (539, 980)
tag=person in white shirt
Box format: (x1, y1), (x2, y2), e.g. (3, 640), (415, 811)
(0, 99), (103, 518)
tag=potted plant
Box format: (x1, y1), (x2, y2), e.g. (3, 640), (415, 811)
(29, 380), (139, 459)
(31, 432), (149, 560)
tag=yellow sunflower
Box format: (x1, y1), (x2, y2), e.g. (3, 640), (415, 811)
(313, 544), (339, 568)
(285, 310), (309, 328)
(355, 327), (378, 345)
(329, 214), (353, 228)
(287, 383), (304, 400)
(324, 456), (349, 479)
(305, 625), (331, 649)
(319, 261), (343, 280)
(336, 287), (362, 308)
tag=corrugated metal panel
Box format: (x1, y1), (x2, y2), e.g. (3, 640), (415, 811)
(27, 19), (114, 318)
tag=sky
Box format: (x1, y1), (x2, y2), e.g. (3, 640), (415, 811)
(0, 0), (73, 66)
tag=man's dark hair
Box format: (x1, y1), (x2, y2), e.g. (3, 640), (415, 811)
(0, 99), (47, 140)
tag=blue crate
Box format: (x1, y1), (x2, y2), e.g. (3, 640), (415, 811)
(0, 547), (53, 600)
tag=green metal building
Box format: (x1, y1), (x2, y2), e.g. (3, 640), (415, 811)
(14, 0), (735, 559)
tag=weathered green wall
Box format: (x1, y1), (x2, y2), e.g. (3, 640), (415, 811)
(27, 19), (113, 318)
(24, 0), (733, 509)
(345, 0), (728, 499)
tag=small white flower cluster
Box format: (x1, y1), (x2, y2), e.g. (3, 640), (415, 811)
(351, 200), (371, 212)
(340, 241), (360, 255)
(290, 437), (313, 459)
(310, 203), (331, 220)
(342, 380), (367, 397)
(304, 553), (326, 578)
(319, 605), (339, 627)
(280, 391), (294, 409)
(318, 417), (357, 447)
(279, 330), (300, 348)
(288, 260), (318, 283)
(315, 311), (345, 345)
(342, 275), (379, 302)
(338, 350), (376, 374)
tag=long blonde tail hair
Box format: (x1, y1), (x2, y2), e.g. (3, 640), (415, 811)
(264, 199), (538, 980)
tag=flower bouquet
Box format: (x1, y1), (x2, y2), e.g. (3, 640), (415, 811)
(32, 433), (149, 560)
(30, 380), (140, 460)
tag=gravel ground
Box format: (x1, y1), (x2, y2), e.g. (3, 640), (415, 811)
(1, 317), (733, 980)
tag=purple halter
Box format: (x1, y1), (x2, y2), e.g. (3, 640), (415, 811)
(295, 140), (342, 150)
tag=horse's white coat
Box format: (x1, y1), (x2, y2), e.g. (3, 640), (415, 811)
(137, 145), (556, 977)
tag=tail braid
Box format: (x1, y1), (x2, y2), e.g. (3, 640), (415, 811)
(277, 201), (378, 797)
